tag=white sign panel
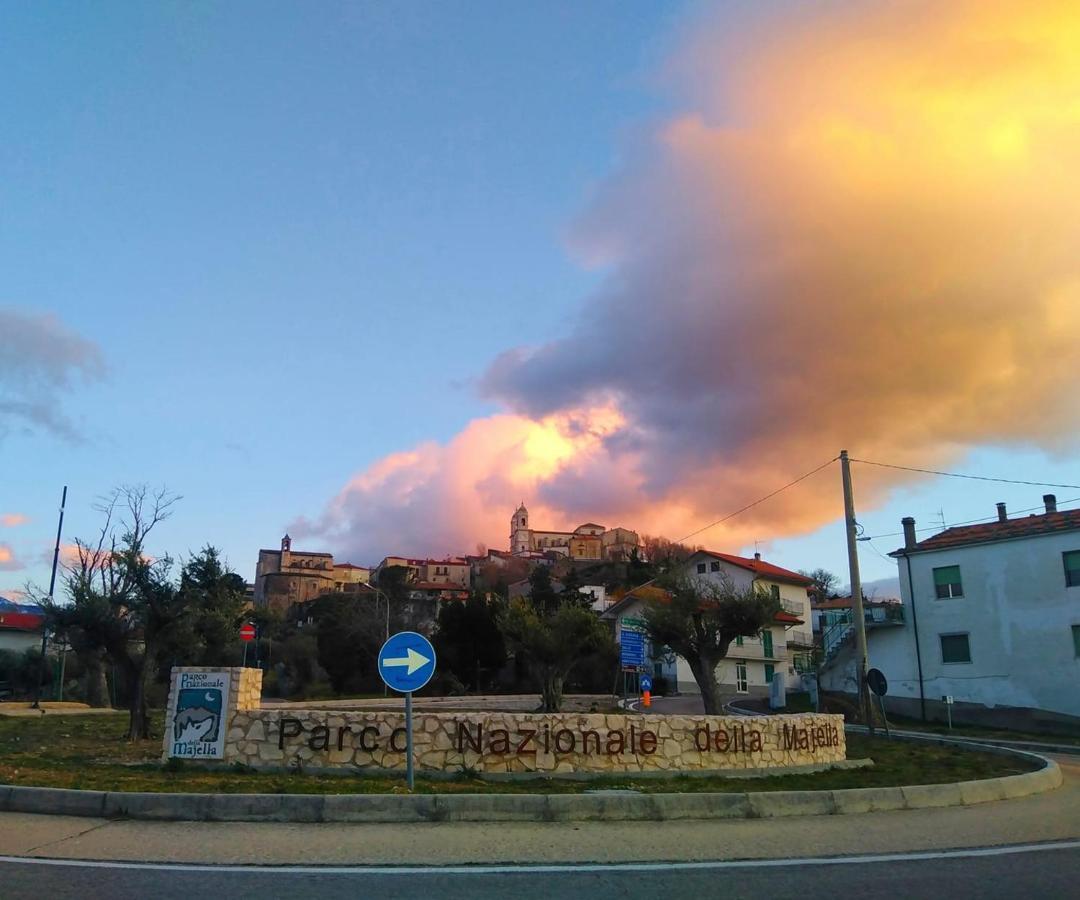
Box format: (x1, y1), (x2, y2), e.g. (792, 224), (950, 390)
(168, 670), (231, 759)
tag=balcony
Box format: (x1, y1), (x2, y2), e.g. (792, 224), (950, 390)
(780, 599), (805, 617)
(786, 628), (815, 649)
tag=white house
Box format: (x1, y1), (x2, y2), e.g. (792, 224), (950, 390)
(601, 551), (811, 697)
(822, 495), (1080, 732)
(0, 598), (44, 654)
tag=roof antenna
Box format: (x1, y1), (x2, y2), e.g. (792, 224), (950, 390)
(937, 508), (947, 530)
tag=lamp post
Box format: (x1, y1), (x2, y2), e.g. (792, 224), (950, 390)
(32, 486), (67, 711)
(369, 585), (391, 697)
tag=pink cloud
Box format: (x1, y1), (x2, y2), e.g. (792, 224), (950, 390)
(301, 0), (1080, 563)
(0, 543), (26, 572)
(1, 513), (29, 528)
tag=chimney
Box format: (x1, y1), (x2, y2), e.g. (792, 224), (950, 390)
(902, 517), (917, 550)
(1044, 494), (1058, 514)
(754, 552), (761, 561)
(996, 502), (1007, 522)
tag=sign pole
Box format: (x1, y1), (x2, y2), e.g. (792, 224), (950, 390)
(405, 690), (415, 791)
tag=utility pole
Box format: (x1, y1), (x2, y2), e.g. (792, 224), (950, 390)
(839, 452), (874, 734)
(32, 486), (67, 710)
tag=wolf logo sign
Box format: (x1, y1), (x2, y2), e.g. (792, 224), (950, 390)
(170, 671), (231, 759)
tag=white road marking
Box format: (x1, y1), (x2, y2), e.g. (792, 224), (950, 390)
(0, 840), (1078, 875)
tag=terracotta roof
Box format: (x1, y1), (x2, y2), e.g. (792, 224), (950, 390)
(691, 551), (814, 586)
(811, 597), (901, 610)
(892, 509), (1080, 554)
(773, 611), (804, 625)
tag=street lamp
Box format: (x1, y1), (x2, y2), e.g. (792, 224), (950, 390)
(369, 585), (391, 697)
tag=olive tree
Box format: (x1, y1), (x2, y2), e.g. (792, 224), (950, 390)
(643, 574), (780, 714)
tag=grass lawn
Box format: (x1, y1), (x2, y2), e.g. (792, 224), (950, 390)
(0, 713), (1041, 796)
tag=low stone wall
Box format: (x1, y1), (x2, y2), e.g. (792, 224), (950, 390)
(163, 667), (845, 775)
(225, 709), (845, 774)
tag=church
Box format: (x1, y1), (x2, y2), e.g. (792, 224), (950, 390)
(509, 503), (640, 561)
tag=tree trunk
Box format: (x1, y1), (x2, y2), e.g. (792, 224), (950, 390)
(540, 672), (563, 712)
(82, 652), (109, 708)
(127, 656), (154, 741)
(688, 654), (725, 715)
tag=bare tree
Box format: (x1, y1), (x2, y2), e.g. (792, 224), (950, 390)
(45, 485), (183, 740)
(799, 567), (839, 604)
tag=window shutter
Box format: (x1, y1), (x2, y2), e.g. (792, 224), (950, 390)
(933, 566), (960, 586)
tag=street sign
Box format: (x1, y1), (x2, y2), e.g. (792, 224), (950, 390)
(619, 616), (647, 630)
(378, 631), (436, 694)
(640, 674), (653, 693)
(866, 668), (888, 697)
(377, 631), (436, 792)
(620, 630), (646, 668)
(239, 623), (256, 643)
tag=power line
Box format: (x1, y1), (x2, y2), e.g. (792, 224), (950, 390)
(619, 456), (838, 600)
(674, 456), (838, 546)
(849, 457), (1080, 490)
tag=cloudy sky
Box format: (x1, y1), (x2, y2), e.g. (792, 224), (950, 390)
(4, 1), (1079, 600)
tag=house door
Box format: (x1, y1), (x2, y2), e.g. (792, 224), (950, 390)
(736, 662), (748, 693)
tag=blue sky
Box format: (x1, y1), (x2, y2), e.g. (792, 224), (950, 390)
(4, 1), (1079, 599)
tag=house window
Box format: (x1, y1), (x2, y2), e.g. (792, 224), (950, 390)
(1073, 624), (1080, 658)
(761, 630), (774, 658)
(710, 561), (720, 572)
(735, 635), (743, 647)
(933, 565), (963, 599)
(940, 633), (971, 664)
(769, 584), (780, 601)
(1064, 551), (1080, 588)
(764, 663), (775, 684)
(736, 662), (748, 693)
(697, 563), (706, 573)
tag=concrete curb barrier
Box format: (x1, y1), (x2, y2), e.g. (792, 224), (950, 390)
(0, 737), (1061, 823)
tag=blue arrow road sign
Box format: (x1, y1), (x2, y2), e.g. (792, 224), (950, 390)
(640, 674), (653, 692)
(378, 631), (437, 693)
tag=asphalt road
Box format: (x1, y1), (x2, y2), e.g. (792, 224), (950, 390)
(2, 842), (1077, 899)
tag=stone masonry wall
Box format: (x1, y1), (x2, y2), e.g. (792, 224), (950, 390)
(224, 709), (846, 774)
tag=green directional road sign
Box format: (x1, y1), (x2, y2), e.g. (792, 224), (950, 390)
(620, 616), (647, 630)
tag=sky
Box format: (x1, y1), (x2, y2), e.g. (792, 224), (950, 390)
(4, 1), (1080, 601)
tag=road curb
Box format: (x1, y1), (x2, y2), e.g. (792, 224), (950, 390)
(0, 739), (1061, 823)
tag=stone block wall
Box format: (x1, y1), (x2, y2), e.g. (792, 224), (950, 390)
(223, 709), (846, 774)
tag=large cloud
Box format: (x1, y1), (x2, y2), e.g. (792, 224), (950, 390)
(300, 0), (1080, 561)
(0, 310), (105, 441)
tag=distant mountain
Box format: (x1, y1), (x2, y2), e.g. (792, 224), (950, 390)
(862, 575), (901, 601)
(0, 596), (45, 615)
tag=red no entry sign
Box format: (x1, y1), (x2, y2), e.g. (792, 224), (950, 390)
(240, 623), (256, 642)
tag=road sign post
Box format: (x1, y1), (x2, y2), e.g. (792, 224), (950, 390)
(378, 631), (436, 791)
(866, 668), (890, 738)
(240, 622), (256, 668)
(640, 673), (653, 709)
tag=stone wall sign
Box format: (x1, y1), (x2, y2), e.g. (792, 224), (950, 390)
(163, 667), (847, 774)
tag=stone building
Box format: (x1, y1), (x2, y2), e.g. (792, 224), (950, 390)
(508, 504), (640, 561)
(253, 535), (369, 613)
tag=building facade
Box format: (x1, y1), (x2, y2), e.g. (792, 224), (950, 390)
(822, 495), (1080, 731)
(0, 597), (43, 654)
(254, 535), (368, 613)
(509, 504), (640, 561)
(600, 551), (811, 697)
